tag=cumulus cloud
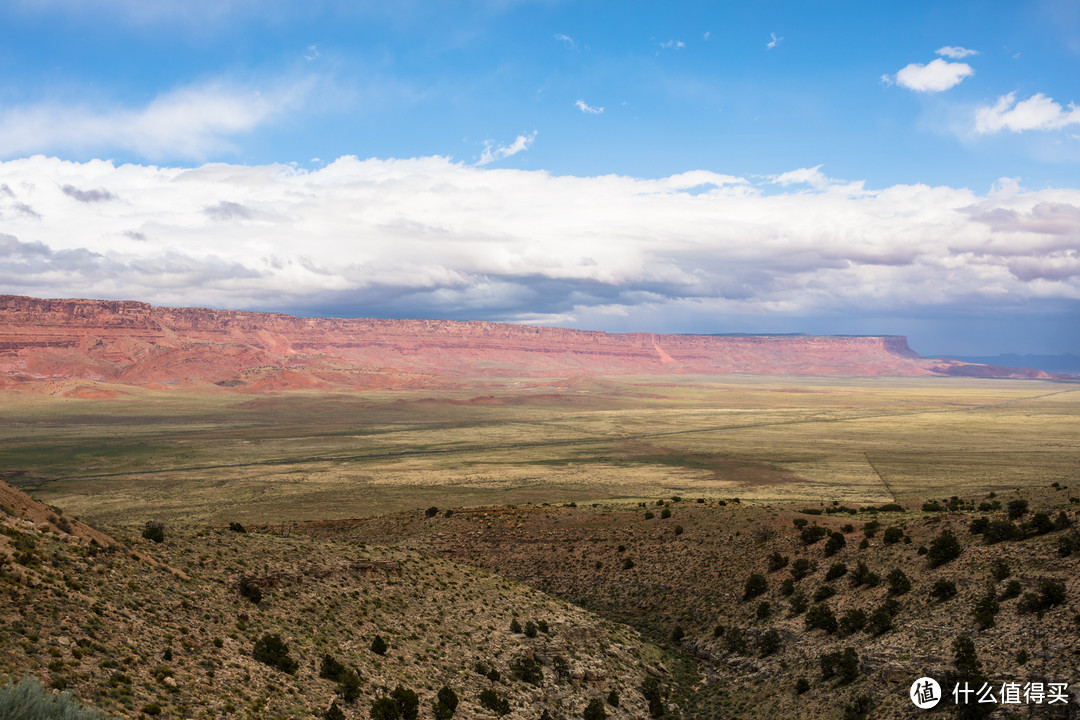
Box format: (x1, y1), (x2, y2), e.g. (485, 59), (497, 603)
(936, 46), (978, 59)
(0, 78), (312, 161)
(894, 58), (974, 92)
(475, 131), (537, 166)
(974, 92), (1080, 134)
(1, 155), (1078, 328)
(575, 99), (604, 114)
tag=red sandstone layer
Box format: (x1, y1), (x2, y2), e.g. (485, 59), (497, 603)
(0, 294), (1063, 391)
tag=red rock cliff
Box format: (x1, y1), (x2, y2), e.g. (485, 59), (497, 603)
(0, 294), (1055, 389)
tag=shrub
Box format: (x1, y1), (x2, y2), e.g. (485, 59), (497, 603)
(370, 635), (388, 656)
(371, 697), (401, 720)
(882, 526), (904, 544)
(990, 558), (1011, 580)
(968, 517), (989, 534)
(511, 653), (543, 685)
(0, 676), (104, 720)
(866, 606), (892, 636)
(391, 686), (419, 720)
(252, 633), (299, 674)
(825, 562), (848, 580)
(790, 557), (813, 580)
(886, 568), (911, 596)
(743, 573), (768, 601)
(821, 648), (859, 683)
(724, 626), (748, 654)
(606, 688), (619, 707)
(922, 501), (943, 512)
(1018, 579), (1067, 615)
(758, 628), (782, 656)
(583, 698), (607, 720)
(1007, 498), (1029, 520)
(756, 601), (771, 620)
(142, 521), (165, 543)
(320, 654), (347, 682)
(977, 500), (1001, 512)
(324, 701), (346, 720)
(644, 511), (654, 520)
(524, 621), (538, 638)
(926, 530), (961, 568)
(800, 525), (828, 546)
(862, 520), (880, 538)
(425, 506), (439, 518)
(823, 531), (846, 557)
(779, 578), (795, 597)
(622, 557), (635, 570)
(983, 519), (1021, 544)
(433, 687), (458, 720)
(813, 585), (836, 602)
(839, 608), (866, 636)
(849, 561), (879, 588)
(1000, 579), (1023, 600)
(509, 618), (522, 634)
(953, 634), (981, 675)
(930, 579), (958, 601)
(792, 517), (809, 529)
(972, 586), (999, 629)
(660, 507), (672, 519)
(228, 522), (246, 533)
(794, 677), (810, 694)
(805, 603), (838, 633)
(788, 590), (808, 616)
(640, 677), (665, 719)
(673, 524), (684, 536)
(767, 552), (789, 572)
(237, 575), (262, 605)
(1027, 512), (1054, 536)
(478, 689), (510, 716)
(671, 626), (685, 642)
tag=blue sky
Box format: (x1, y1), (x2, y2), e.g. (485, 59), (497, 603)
(0, 0), (1078, 356)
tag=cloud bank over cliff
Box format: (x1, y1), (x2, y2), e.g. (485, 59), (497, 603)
(1, 156), (1078, 354)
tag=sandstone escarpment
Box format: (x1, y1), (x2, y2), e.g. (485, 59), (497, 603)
(0, 294), (1060, 390)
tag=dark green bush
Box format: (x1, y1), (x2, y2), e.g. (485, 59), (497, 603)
(670, 626), (685, 642)
(640, 677), (665, 719)
(767, 552), (789, 572)
(724, 626), (747, 654)
(142, 521), (165, 543)
(788, 590), (808, 616)
(1018, 579), (1067, 615)
(478, 689), (510, 716)
(805, 603), (838, 633)
(990, 558), (1010, 580)
(660, 507), (672, 519)
(252, 633), (298, 674)
(237, 575), (262, 605)
(983, 519), (1022, 544)
(758, 628), (782, 656)
(800, 525), (828, 546)
(882, 526), (904, 544)
(370, 635), (388, 656)
(583, 698), (606, 720)
(524, 621), (538, 638)
(839, 608), (866, 635)
(972, 586), (999, 629)
(622, 557), (634, 570)
(228, 522), (246, 533)
(821, 648), (859, 683)
(813, 585), (836, 602)
(792, 517), (809, 529)
(1007, 499), (1029, 520)
(790, 557), (813, 580)
(1000, 579), (1023, 600)
(825, 562), (847, 580)
(743, 573), (768, 601)
(756, 601), (771, 620)
(930, 579), (958, 601)
(968, 517), (989, 534)
(823, 531), (846, 557)
(391, 686), (419, 720)
(509, 618), (522, 634)
(371, 697), (400, 720)
(1026, 512), (1054, 536)
(511, 653), (543, 685)
(866, 606), (892, 636)
(433, 686), (458, 720)
(794, 677), (810, 694)
(862, 520), (880, 538)
(921, 501), (943, 512)
(849, 561), (879, 588)
(324, 700), (345, 720)
(886, 568), (911, 596)
(926, 530), (961, 568)
(320, 654), (347, 682)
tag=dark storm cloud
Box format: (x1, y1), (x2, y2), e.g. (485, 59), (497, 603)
(61, 184), (118, 203)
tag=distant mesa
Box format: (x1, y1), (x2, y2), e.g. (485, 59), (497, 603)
(0, 294), (1070, 392)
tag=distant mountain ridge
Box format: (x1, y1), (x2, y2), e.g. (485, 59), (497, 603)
(945, 354), (1080, 377)
(0, 294), (1071, 392)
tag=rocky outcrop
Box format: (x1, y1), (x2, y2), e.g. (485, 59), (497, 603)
(0, 294), (1065, 390)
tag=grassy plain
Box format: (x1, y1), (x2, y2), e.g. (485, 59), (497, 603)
(1, 375), (1077, 526)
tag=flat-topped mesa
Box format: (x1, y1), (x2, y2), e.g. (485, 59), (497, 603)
(0, 294), (1060, 388)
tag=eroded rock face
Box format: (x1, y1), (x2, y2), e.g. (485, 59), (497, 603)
(0, 294), (1058, 390)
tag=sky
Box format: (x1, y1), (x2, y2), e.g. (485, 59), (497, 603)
(0, 0), (1078, 357)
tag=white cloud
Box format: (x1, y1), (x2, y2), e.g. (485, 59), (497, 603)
(703, 31), (710, 41)
(936, 46), (978, 59)
(554, 33), (576, 48)
(475, 131), (537, 166)
(974, 92), (1080, 134)
(894, 58), (974, 92)
(0, 78), (312, 161)
(660, 39), (685, 50)
(766, 32), (783, 50)
(574, 99), (604, 115)
(1, 155), (1077, 324)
